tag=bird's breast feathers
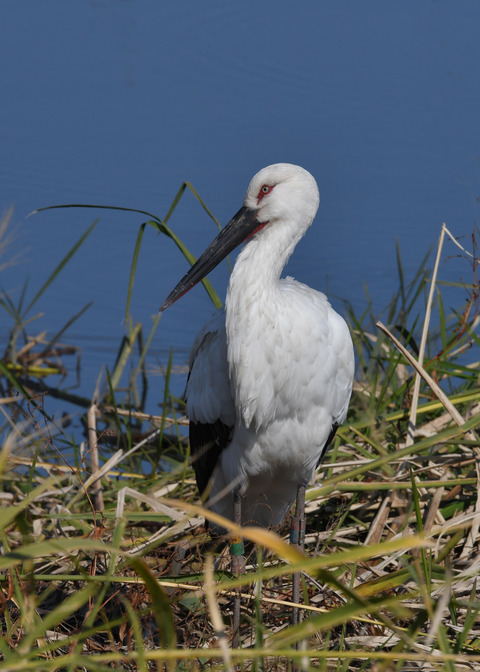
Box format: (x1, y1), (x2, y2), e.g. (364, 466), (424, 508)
(226, 280), (354, 433)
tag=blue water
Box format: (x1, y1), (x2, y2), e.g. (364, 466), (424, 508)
(1, 1), (479, 420)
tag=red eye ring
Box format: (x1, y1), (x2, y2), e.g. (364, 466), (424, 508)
(257, 184), (274, 203)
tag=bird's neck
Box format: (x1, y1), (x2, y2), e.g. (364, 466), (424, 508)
(229, 218), (302, 298)
(224, 219), (305, 428)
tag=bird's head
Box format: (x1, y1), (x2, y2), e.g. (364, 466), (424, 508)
(244, 163), (319, 230)
(160, 163), (319, 312)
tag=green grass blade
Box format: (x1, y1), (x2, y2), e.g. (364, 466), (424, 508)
(125, 221), (146, 324)
(109, 321), (142, 392)
(24, 218), (98, 315)
(31, 202), (164, 223)
(145, 218), (222, 308)
(128, 556), (176, 651)
(36, 300), (93, 361)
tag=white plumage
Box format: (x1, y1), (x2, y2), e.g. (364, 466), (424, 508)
(161, 163), (354, 531)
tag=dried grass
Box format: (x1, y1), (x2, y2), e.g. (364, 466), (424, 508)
(1, 204), (480, 670)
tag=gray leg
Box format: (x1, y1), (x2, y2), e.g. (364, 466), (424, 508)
(231, 489), (245, 647)
(291, 483), (306, 626)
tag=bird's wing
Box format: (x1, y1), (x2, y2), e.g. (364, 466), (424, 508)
(327, 303), (355, 426)
(185, 310), (235, 496)
(274, 279), (355, 466)
(311, 303), (353, 467)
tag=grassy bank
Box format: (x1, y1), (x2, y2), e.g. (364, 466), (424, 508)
(1, 201), (480, 671)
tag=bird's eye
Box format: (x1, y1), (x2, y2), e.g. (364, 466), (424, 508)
(257, 184), (274, 203)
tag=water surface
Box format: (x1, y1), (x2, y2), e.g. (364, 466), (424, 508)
(1, 1), (479, 418)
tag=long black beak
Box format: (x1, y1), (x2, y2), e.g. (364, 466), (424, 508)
(160, 206), (262, 312)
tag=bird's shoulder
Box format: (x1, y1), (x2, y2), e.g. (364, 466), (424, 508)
(280, 277), (352, 349)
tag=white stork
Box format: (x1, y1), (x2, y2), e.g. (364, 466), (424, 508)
(160, 163), (354, 629)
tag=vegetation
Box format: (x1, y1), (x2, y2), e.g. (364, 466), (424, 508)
(1, 193), (480, 671)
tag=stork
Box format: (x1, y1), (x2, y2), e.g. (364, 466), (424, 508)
(160, 163), (354, 636)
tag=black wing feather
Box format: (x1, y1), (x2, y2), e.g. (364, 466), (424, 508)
(316, 422), (339, 468)
(189, 419), (233, 497)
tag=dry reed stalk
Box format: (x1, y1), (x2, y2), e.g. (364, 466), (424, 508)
(406, 222), (446, 446)
(101, 404), (189, 427)
(366, 224), (456, 546)
(87, 403), (104, 512)
(204, 554), (234, 671)
(84, 427), (165, 484)
(365, 222), (463, 544)
(376, 322), (473, 436)
(376, 317), (480, 558)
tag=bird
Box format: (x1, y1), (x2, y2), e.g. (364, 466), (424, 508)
(159, 163), (354, 632)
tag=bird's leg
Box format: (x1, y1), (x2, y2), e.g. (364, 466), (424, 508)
(291, 483), (306, 626)
(231, 489), (245, 647)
